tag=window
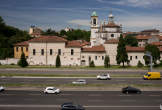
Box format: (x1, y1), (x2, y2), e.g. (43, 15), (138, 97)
(33, 49), (36, 55)
(21, 47), (23, 52)
(41, 49), (44, 55)
(58, 49), (61, 55)
(89, 56), (91, 61)
(111, 34), (114, 37)
(102, 56), (104, 60)
(93, 18), (96, 25)
(50, 49), (52, 55)
(95, 56), (97, 60)
(82, 56), (84, 58)
(71, 49), (74, 55)
(135, 56), (138, 59)
(16, 47), (18, 52)
(130, 56), (132, 60)
(26, 47), (28, 52)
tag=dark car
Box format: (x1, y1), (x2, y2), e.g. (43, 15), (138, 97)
(61, 102), (85, 110)
(122, 86), (142, 94)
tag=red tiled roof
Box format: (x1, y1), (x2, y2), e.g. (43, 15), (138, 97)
(157, 35), (162, 40)
(14, 41), (29, 46)
(66, 40), (90, 48)
(105, 39), (119, 44)
(151, 42), (162, 46)
(82, 45), (105, 52)
(29, 36), (67, 43)
(103, 22), (120, 28)
(126, 46), (145, 52)
(135, 35), (152, 40)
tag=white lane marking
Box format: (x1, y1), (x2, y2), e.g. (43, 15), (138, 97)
(120, 100), (136, 102)
(0, 105), (159, 108)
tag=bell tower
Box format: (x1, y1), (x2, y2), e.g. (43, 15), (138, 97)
(90, 11), (99, 46)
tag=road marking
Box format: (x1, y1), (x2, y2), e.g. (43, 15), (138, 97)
(120, 100), (136, 102)
(0, 105), (159, 108)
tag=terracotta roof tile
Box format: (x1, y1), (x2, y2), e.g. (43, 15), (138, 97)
(151, 42), (162, 46)
(135, 35), (152, 40)
(105, 39), (119, 44)
(14, 41), (29, 46)
(103, 22), (120, 28)
(66, 40), (90, 48)
(82, 45), (105, 52)
(29, 36), (67, 43)
(126, 46), (145, 52)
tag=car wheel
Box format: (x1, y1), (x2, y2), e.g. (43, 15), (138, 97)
(137, 91), (141, 94)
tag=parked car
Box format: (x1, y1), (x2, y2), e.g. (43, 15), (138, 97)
(61, 102), (85, 110)
(160, 103), (162, 110)
(72, 79), (86, 84)
(122, 86), (142, 94)
(143, 72), (161, 80)
(0, 86), (4, 92)
(44, 87), (60, 94)
(97, 74), (111, 80)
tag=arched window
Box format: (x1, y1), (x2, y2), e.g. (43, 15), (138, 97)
(71, 49), (74, 55)
(93, 18), (96, 25)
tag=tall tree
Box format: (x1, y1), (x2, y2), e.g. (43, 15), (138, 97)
(56, 55), (61, 68)
(18, 52), (28, 67)
(116, 35), (128, 67)
(124, 35), (138, 47)
(144, 44), (160, 65)
(104, 55), (110, 68)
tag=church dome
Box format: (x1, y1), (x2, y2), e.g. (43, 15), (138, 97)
(91, 11), (97, 16)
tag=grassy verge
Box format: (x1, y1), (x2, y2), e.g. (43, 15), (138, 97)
(0, 73), (143, 78)
(1, 83), (162, 88)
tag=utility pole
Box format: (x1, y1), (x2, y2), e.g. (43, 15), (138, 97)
(145, 51), (152, 72)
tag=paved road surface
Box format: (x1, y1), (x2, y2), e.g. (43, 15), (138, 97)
(0, 90), (161, 110)
(1, 77), (162, 85)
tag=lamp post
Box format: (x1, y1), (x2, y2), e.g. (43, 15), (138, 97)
(145, 51), (152, 72)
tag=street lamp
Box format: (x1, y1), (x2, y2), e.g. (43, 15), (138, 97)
(145, 51), (152, 72)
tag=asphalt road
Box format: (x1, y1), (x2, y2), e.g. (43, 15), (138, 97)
(0, 68), (150, 75)
(0, 77), (162, 85)
(0, 90), (161, 110)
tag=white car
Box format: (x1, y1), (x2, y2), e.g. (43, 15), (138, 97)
(0, 86), (4, 92)
(97, 74), (111, 80)
(72, 79), (86, 84)
(44, 87), (60, 94)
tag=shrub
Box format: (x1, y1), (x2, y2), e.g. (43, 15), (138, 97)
(56, 55), (61, 68)
(104, 55), (110, 68)
(137, 60), (143, 68)
(18, 52), (28, 67)
(89, 60), (95, 67)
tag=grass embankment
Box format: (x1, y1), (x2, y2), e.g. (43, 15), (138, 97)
(1, 83), (162, 88)
(0, 73), (142, 78)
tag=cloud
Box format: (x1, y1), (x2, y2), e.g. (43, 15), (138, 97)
(97, 0), (162, 8)
(68, 19), (90, 26)
(119, 15), (162, 31)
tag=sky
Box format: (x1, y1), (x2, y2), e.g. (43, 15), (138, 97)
(0, 0), (162, 32)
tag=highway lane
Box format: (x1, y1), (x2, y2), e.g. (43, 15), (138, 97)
(0, 68), (149, 75)
(0, 90), (161, 110)
(0, 77), (162, 85)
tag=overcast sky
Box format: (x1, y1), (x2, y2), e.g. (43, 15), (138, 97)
(0, 0), (162, 32)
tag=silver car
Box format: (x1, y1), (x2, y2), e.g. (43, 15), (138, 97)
(72, 79), (86, 84)
(97, 74), (111, 80)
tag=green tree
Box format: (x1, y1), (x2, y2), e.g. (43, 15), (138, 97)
(60, 30), (67, 36)
(144, 44), (160, 64)
(42, 28), (59, 36)
(124, 35), (138, 47)
(137, 60), (144, 68)
(104, 55), (110, 68)
(56, 55), (61, 68)
(18, 52), (28, 67)
(89, 60), (95, 67)
(116, 35), (128, 67)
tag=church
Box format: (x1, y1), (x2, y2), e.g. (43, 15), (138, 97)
(90, 11), (122, 46)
